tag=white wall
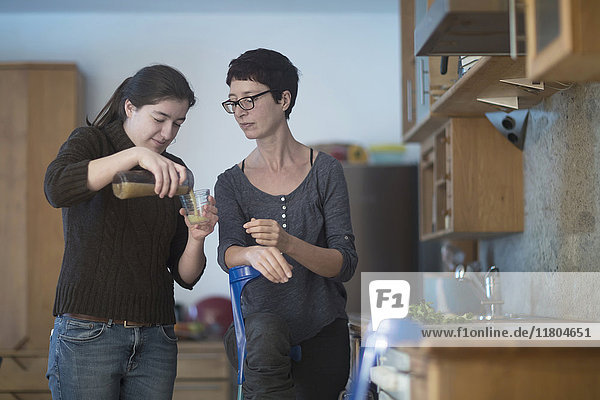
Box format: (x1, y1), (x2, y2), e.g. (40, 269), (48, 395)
(0, 8), (400, 306)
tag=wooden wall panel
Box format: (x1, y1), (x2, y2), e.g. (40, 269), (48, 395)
(0, 69), (29, 349)
(0, 63), (81, 350)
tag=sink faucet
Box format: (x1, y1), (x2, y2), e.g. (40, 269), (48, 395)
(455, 265), (504, 320)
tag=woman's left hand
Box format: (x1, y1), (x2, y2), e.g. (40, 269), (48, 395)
(244, 218), (292, 253)
(180, 195), (218, 240)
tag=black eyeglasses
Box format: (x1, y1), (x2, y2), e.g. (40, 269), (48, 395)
(221, 90), (279, 114)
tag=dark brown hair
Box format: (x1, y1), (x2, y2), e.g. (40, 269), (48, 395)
(226, 48), (299, 119)
(89, 64), (196, 127)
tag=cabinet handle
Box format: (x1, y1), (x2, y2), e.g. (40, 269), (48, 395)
(406, 79), (413, 123)
(419, 58), (429, 105)
(509, 0), (517, 60)
(180, 353), (222, 360)
(445, 210), (451, 230)
(175, 384), (222, 391)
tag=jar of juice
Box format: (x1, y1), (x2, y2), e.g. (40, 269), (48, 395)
(112, 169), (194, 199)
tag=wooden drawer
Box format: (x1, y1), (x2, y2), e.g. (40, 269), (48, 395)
(175, 341), (232, 400)
(177, 341), (229, 380)
(173, 381), (230, 400)
(377, 348), (428, 400)
(0, 394), (51, 400)
(0, 351), (50, 395)
(177, 351), (229, 379)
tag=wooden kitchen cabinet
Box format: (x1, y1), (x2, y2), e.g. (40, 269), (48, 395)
(400, 0), (417, 134)
(401, 3), (558, 144)
(526, 0), (600, 82)
(0, 63), (83, 352)
(419, 117), (523, 240)
(174, 341), (233, 400)
(374, 347), (600, 400)
(0, 62), (83, 397)
(400, 0), (459, 138)
(413, 0), (526, 57)
(0, 349), (51, 398)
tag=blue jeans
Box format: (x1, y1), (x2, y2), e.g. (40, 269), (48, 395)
(46, 315), (178, 400)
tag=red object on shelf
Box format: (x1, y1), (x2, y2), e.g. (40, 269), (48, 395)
(191, 296), (233, 337)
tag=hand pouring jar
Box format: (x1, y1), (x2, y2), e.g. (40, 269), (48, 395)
(112, 169), (194, 199)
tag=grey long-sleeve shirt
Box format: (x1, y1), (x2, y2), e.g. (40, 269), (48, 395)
(215, 151), (358, 344)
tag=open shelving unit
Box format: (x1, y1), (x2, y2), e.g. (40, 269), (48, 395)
(404, 56), (558, 143)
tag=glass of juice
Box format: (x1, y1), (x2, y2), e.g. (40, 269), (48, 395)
(179, 189), (210, 224)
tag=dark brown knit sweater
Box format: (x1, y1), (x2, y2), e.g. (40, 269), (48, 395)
(44, 121), (200, 324)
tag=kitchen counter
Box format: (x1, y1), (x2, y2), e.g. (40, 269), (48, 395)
(374, 346), (600, 400)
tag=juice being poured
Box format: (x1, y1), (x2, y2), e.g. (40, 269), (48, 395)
(186, 189), (208, 223)
(179, 189), (210, 224)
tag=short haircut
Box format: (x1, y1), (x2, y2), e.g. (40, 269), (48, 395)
(226, 48), (299, 119)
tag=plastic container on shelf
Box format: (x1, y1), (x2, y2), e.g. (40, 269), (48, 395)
(368, 143), (420, 165)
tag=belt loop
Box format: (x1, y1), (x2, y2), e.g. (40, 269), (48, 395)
(107, 319), (113, 327)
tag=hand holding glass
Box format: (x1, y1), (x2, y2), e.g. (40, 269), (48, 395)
(179, 189), (210, 224)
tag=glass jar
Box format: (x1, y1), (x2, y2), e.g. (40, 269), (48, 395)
(112, 169), (194, 199)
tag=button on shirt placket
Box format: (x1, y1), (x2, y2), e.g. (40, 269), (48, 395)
(280, 196), (288, 229)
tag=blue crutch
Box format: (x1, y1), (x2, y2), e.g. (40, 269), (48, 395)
(229, 265), (262, 400)
(229, 265), (301, 400)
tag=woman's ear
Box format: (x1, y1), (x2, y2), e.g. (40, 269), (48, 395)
(124, 99), (136, 118)
(280, 90), (292, 112)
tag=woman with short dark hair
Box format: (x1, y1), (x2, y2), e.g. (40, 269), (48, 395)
(217, 48), (358, 400)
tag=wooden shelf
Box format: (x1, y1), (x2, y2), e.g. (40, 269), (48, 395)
(421, 229), (522, 241)
(405, 113), (447, 144)
(421, 230), (452, 241)
(0, 63), (80, 71)
(404, 56), (559, 143)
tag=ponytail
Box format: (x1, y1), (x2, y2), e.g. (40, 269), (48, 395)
(87, 65), (195, 128)
(87, 77), (132, 128)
